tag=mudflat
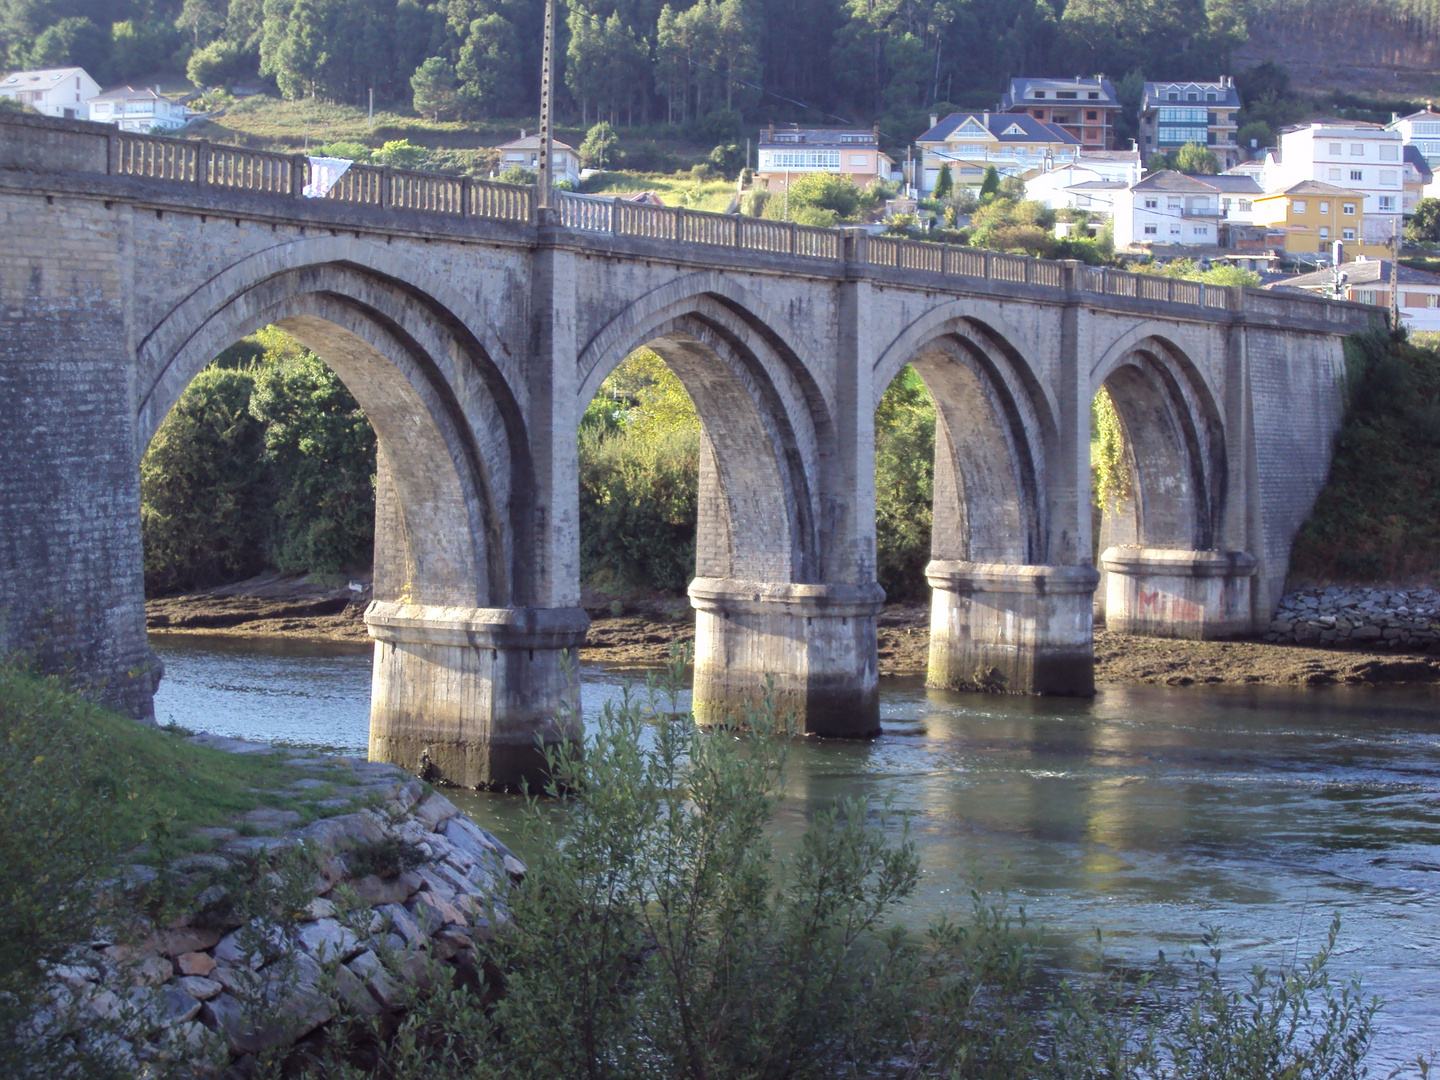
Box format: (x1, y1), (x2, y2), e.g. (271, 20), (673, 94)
(146, 576), (1440, 688)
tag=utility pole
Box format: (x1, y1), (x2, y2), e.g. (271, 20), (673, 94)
(1391, 218), (1401, 329)
(537, 0), (557, 210)
(368, 88), (373, 129)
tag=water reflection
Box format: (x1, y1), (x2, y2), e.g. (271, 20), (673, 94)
(151, 636), (1440, 1061)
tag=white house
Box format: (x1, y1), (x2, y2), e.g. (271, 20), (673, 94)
(1263, 122), (1404, 246)
(1112, 170), (1263, 249)
(1075, 148), (1143, 185)
(494, 132), (581, 185)
(915, 111), (1081, 194)
(1270, 257), (1440, 331)
(87, 86), (194, 132)
(0, 67), (99, 120)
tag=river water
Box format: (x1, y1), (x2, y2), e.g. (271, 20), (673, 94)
(151, 635), (1440, 1062)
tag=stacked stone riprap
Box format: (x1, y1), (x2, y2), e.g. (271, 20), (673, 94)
(33, 735), (524, 1077)
(1266, 586), (1440, 650)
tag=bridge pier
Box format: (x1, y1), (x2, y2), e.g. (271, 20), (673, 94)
(925, 561), (1101, 695)
(1100, 548), (1257, 639)
(365, 603), (588, 790)
(687, 578), (884, 736)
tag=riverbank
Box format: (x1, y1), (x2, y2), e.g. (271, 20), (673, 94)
(146, 576), (1440, 688)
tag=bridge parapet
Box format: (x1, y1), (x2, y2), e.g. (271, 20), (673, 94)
(0, 111), (1378, 333)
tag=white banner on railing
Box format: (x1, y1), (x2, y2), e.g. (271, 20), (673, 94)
(303, 157), (352, 198)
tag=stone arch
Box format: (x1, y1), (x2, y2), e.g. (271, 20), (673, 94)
(1090, 331), (1225, 551)
(137, 256), (528, 609)
(578, 288), (829, 584)
(874, 314), (1052, 568)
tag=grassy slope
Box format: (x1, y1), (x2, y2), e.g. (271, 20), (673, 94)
(1289, 330), (1440, 584)
(1, 662), (374, 864)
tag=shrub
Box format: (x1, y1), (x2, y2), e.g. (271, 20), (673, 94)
(497, 165), (537, 185)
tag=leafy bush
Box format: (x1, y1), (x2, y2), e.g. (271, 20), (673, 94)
(1290, 327), (1440, 581)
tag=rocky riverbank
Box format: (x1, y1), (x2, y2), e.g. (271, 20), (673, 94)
(145, 575), (1440, 688)
(32, 735), (520, 1077)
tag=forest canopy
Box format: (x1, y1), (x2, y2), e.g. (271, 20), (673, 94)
(2, 0), (1253, 144)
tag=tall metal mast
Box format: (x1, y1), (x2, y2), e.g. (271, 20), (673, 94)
(537, 0), (557, 209)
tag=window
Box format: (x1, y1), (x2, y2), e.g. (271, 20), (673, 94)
(1329, 143), (1342, 155)
(1088, 92), (1099, 99)
(1350, 143), (1365, 155)
(1206, 92), (1217, 102)
(1342, 228), (1356, 240)
(1380, 170), (1398, 184)
(1319, 226), (1330, 240)
(1144, 223), (1158, 234)
(773, 133), (799, 142)
(1192, 224), (1210, 237)
(1380, 195), (1396, 210)
(1053, 113), (1071, 124)
(1168, 91), (1178, 101)
(1380, 144), (1399, 160)
(847, 153), (869, 166)
(1167, 196), (1182, 208)
(1169, 224), (1181, 235)
(1342, 202), (1356, 214)
(1350, 169), (1363, 181)
(840, 134), (871, 143)
(1057, 91), (1077, 99)
(1032, 109), (1045, 118)
(767, 149), (841, 169)
(1415, 122), (1440, 136)
(1239, 199), (1252, 211)
(1187, 92), (1198, 101)
(1033, 90), (1046, 98)
(1329, 167), (1341, 180)
(1207, 130), (1217, 144)
(1207, 111), (1217, 124)
(1319, 201), (1330, 213)
(1144, 197), (1158, 208)
(1086, 110), (1098, 120)
(1293, 199), (1307, 213)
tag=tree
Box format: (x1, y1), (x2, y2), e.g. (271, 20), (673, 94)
(715, 0), (758, 110)
(374, 138), (426, 169)
(1173, 141), (1220, 175)
(1406, 198), (1440, 244)
(580, 121), (620, 170)
(26, 16), (107, 72)
(410, 55), (458, 120)
(932, 162), (953, 199)
(979, 165), (1000, 201)
(176, 0), (227, 47)
(187, 38), (251, 88)
(456, 14), (521, 118)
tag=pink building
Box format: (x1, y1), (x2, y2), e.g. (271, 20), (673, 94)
(754, 126), (895, 191)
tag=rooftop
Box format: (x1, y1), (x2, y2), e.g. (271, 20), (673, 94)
(918, 111), (1081, 146)
(1132, 169), (1259, 193)
(1142, 78), (1242, 110)
(90, 85), (182, 103)
(1275, 259), (1440, 288)
(758, 126), (879, 148)
(0, 67), (89, 88)
(1002, 76), (1119, 108)
(495, 134), (577, 151)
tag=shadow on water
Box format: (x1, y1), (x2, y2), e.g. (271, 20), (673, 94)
(151, 635), (1440, 1064)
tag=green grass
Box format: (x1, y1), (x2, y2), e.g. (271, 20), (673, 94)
(583, 169), (738, 211)
(0, 661), (373, 859)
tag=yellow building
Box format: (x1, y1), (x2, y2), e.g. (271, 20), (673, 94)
(1251, 180), (1388, 257)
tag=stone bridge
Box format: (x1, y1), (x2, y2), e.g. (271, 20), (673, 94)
(0, 113), (1378, 787)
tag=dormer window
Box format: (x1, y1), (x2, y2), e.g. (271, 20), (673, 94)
(1168, 92), (1178, 101)
(1033, 90), (1046, 98)
(1088, 92), (1099, 99)
(773, 133), (799, 142)
(1057, 91), (1077, 99)
(1187, 93), (1198, 101)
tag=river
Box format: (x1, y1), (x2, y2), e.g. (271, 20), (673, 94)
(151, 634), (1440, 1063)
